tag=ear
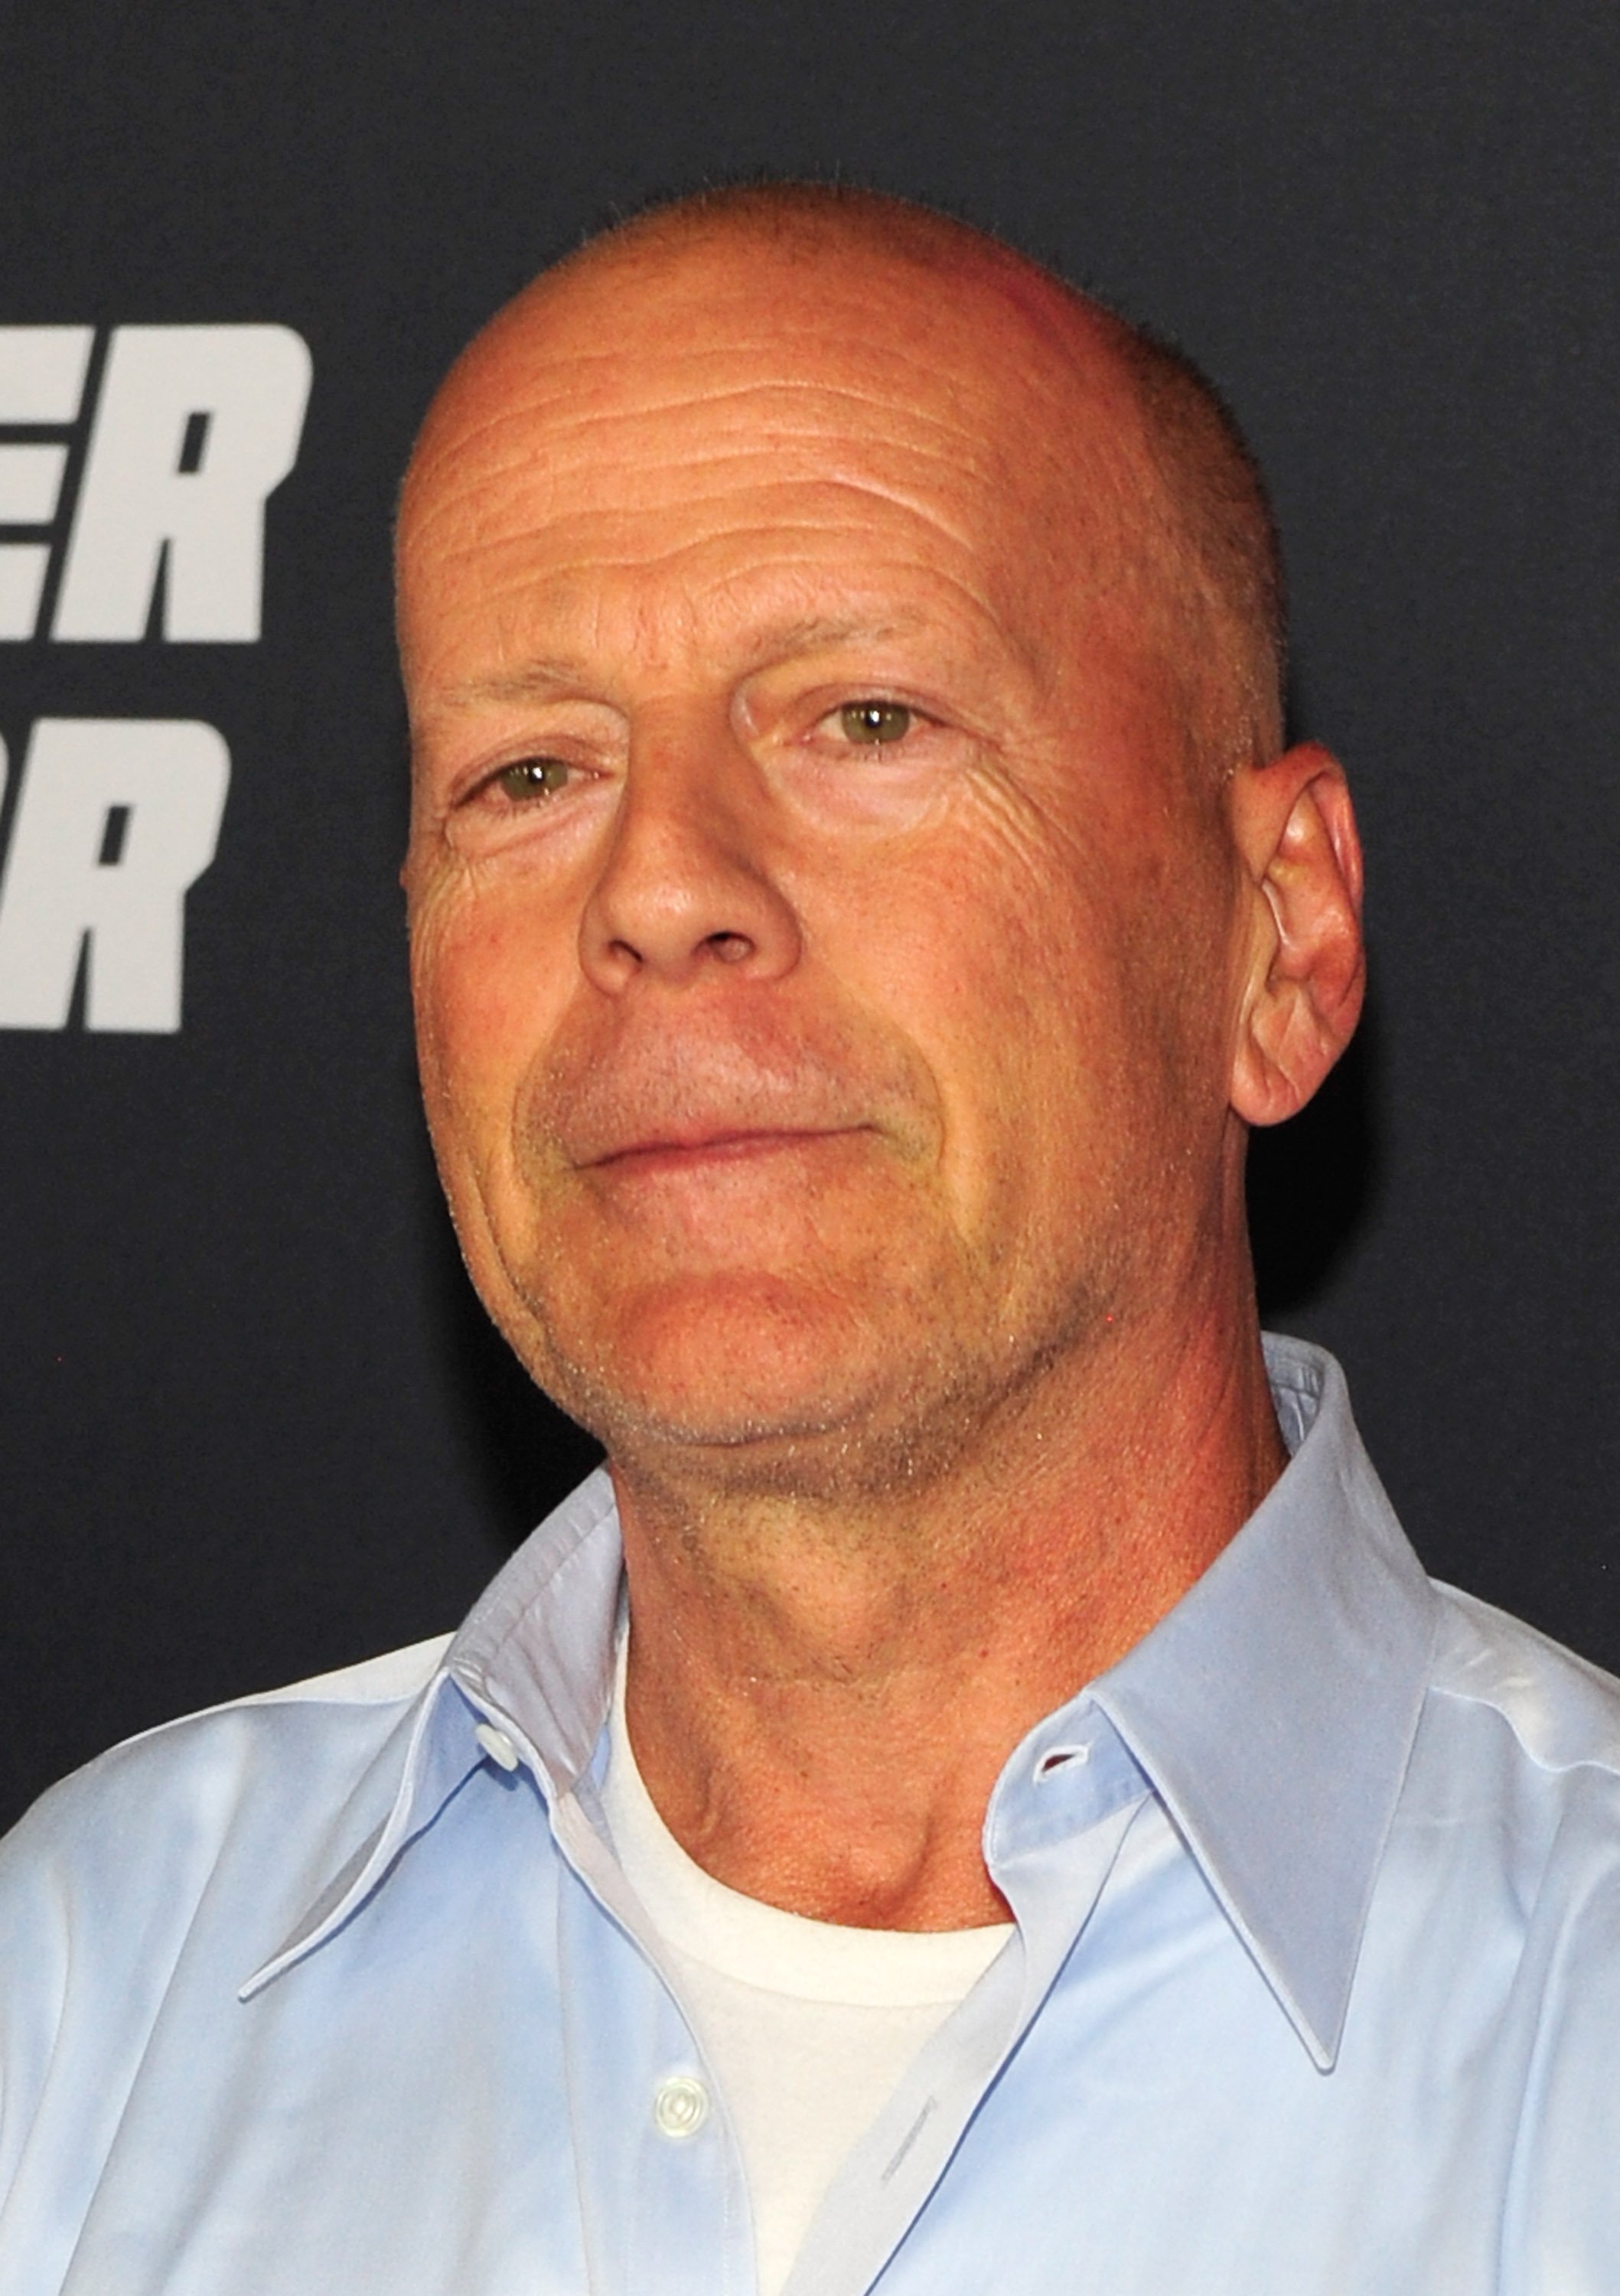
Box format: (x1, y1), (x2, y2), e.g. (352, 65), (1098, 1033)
(1227, 742), (1365, 1128)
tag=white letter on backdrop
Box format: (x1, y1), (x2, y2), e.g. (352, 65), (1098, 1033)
(0, 325), (94, 639)
(0, 719), (230, 1032)
(53, 325), (311, 641)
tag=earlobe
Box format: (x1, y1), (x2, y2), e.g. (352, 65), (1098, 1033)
(1227, 742), (1366, 1128)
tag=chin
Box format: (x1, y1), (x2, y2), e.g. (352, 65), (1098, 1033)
(514, 1270), (921, 1460)
(514, 1268), (1027, 1508)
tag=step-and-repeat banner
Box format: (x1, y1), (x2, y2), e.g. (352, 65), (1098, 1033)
(2, 0), (1615, 1825)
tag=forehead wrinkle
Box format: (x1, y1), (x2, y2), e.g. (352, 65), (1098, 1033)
(406, 217), (1145, 545)
(412, 470), (1000, 601)
(404, 396), (1020, 557)
(403, 336), (1078, 545)
(401, 288), (1113, 583)
(451, 411), (1008, 497)
(424, 523), (1015, 640)
(401, 446), (1006, 580)
(425, 361), (1012, 456)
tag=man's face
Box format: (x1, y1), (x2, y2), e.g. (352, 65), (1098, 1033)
(399, 234), (1249, 1493)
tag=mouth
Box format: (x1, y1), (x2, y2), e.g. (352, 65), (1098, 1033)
(585, 1125), (869, 1176)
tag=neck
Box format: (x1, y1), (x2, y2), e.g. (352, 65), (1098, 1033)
(614, 1287), (1285, 1931)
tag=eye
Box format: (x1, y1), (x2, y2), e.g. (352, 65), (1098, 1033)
(837, 700), (914, 745)
(490, 755), (575, 803)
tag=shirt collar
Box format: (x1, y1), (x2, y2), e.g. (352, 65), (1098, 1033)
(240, 1473), (624, 1998)
(1084, 1334), (1436, 2067)
(445, 1466), (624, 1793)
(249, 1336), (1437, 2068)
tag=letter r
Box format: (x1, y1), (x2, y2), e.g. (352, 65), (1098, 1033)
(0, 719), (230, 1031)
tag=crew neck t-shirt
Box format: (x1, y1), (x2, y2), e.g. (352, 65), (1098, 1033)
(601, 1639), (1012, 2296)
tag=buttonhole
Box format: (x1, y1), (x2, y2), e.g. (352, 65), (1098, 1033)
(1035, 1745), (1089, 1781)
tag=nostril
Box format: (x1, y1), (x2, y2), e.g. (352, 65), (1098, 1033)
(706, 931), (755, 964)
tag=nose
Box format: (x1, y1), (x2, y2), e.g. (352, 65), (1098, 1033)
(578, 719), (802, 995)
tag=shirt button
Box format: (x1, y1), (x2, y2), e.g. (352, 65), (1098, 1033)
(474, 1723), (520, 1771)
(653, 2074), (709, 2139)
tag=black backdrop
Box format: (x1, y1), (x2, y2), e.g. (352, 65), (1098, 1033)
(2, 0), (1616, 1832)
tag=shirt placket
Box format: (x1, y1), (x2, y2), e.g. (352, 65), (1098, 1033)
(550, 1792), (758, 2296)
(774, 1720), (1153, 2296)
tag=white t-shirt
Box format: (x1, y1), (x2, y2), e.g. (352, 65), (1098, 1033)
(601, 1642), (1012, 2296)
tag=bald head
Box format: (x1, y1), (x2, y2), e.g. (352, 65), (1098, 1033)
(433, 180), (1285, 771)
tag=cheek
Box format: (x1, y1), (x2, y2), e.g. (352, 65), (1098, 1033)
(409, 869), (575, 1163)
(828, 798), (1222, 1249)
(812, 827), (1126, 1216)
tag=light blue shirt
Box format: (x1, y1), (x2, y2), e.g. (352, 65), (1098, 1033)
(3, 1335), (1619, 2294)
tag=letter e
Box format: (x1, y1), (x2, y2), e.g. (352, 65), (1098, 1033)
(53, 326), (311, 641)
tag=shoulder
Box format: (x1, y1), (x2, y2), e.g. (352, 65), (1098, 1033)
(0, 1639), (452, 2252)
(0, 1636), (450, 2026)
(5, 1632), (450, 1853)
(1406, 1585), (1620, 1952)
(1415, 1593), (1620, 2263)
(1427, 1583), (1620, 1776)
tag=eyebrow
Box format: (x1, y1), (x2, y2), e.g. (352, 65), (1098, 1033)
(435, 658), (595, 709)
(743, 611), (930, 657)
(433, 613), (934, 712)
